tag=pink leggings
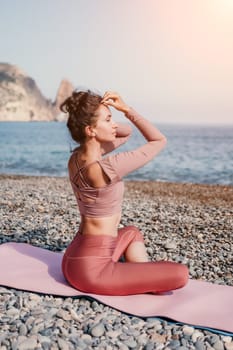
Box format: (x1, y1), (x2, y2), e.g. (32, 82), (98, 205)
(62, 226), (189, 295)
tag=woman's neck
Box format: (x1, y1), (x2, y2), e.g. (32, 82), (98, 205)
(79, 139), (102, 162)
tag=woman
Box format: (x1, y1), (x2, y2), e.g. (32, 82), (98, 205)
(61, 90), (189, 295)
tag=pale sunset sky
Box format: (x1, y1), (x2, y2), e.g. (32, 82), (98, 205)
(0, 0), (233, 124)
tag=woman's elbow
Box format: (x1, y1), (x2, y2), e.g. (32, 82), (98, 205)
(161, 136), (167, 148)
(127, 124), (133, 137)
(116, 123), (132, 137)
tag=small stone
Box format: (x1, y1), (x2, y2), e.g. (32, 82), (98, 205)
(75, 339), (87, 349)
(192, 330), (204, 342)
(46, 307), (58, 318)
(29, 293), (41, 301)
(57, 338), (69, 350)
(15, 336), (27, 345)
(225, 343), (233, 350)
(150, 332), (167, 343)
(156, 345), (167, 350)
(120, 333), (130, 341)
(106, 345), (115, 350)
(116, 342), (129, 350)
(37, 205), (45, 212)
(222, 337), (232, 344)
(25, 316), (35, 328)
(17, 337), (37, 350)
(210, 335), (220, 345)
(213, 341), (224, 350)
(169, 339), (181, 349)
(183, 326), (194, 337)
(19, 323), (27, 336)
(37, 335), (51, 345)
(81, 334), (92, 345)
(6, 307), (19, 317)
(90, 323), (105, 337)
(145, 318), (162, 328)
(144, 343), (155, 350)
(106, 330), (121, 339)
(56, 309), (71, 321)
(70, 309), (79, 321)
(30, 322), (45, 334)
(181, 338), (189, 347)
(123, 337), (138, 349)
(137, 334), (148, 345)
(0, 346), (8, 350)
(195, 340), (205, 350)
(165, 241), (177, 250)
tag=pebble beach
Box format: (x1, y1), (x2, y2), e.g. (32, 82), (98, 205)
(0, 174), (233, 350)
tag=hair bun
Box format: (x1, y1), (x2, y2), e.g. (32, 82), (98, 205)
(60, 90), (92, 113)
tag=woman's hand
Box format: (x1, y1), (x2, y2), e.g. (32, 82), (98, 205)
(101, 91), (130, 114)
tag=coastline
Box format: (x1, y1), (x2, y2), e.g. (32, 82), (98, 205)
(0, 174), (232, 347)
(1, 173), (232, 205)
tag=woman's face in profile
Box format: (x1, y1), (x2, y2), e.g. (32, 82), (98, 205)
(93, 104), (118, 142)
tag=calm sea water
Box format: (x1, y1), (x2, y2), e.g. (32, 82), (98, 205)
(0, 122), (232, 185)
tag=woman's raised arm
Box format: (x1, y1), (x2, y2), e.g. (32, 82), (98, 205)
(100, 92), (167, 179)
(101, 123), (132, 155)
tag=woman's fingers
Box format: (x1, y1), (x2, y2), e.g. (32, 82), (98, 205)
(101, 91), (129, 113)
(102, 91), (120, 102)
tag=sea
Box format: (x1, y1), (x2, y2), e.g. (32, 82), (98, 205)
(0, 121), (232, 185)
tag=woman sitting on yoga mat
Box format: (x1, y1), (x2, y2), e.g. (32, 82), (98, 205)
(61, 90), (189, 295)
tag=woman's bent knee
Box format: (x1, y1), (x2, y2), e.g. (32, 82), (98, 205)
(128, 225), (144, 243)
(177, 264), (189, 288)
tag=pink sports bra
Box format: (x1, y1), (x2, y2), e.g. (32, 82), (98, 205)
(69, 108), (166, 218)
(70, 157), (125, 218)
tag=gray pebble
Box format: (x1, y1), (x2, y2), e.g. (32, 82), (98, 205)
(195, 340), (205, 350)
(137, 334), (148, 345)
(213, 340), (224, 350)
(90, 323), (105, 337)
(116, 342), (129, 350)
(165, 241), (177, 250)
(56, 309), (71, 321)
(81, 334), (92, 345)
(37, 335), (51, 345)
(169, 339), (181, 349)
(123, 337), (138, 349)
(6, 307), (19, 318)
(182, 325), (194, 336)
(19, 324), (27, 336)
(57, 338), (70, 350)
(17, 337), (37, 350)
(222, 337), (232, 344)
(75, 339), (87, 349)
(144, 342), (155, 350)
(210, 335), (220, 345)
(225, 343), (233, 350)
(192, 330), (204, 342)
(105, 330), (121, 339)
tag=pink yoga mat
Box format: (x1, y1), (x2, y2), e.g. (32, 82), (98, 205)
(0, 242), (232, 333)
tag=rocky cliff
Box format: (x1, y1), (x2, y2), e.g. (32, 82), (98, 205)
(0, 63), (74, 121)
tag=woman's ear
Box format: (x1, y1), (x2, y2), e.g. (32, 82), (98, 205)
(85, 125), (96, 137)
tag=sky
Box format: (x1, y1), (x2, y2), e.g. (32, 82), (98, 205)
(0, 0), (233, 124)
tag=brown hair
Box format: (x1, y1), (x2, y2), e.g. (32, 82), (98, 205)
(60, 90), (102, 144)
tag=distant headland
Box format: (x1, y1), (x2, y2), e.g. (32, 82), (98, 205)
(0, 63), (74, 121)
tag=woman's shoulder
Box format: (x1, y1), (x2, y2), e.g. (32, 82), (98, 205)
(83, 161), (111, 188)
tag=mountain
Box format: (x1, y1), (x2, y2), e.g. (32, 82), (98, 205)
(0, 63), (74, 121)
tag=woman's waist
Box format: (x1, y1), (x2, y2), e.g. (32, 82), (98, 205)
(79, 212), (121, 237)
